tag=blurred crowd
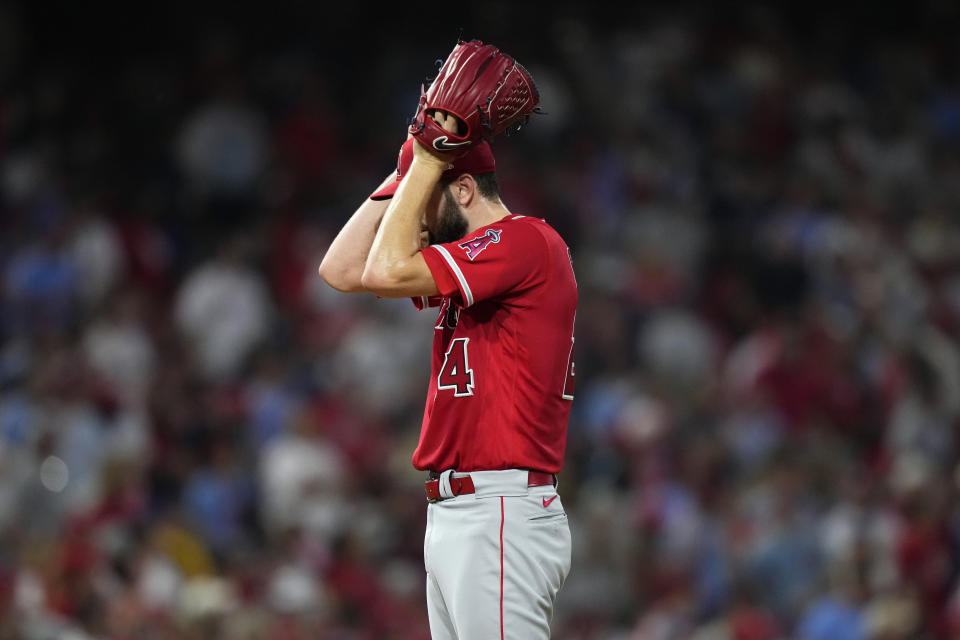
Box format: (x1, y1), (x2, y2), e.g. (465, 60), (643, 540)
(2, 3), (960, 639)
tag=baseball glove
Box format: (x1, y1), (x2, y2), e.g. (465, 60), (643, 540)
(409, 39), (541, 153)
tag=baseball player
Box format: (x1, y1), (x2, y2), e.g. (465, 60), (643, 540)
(318, 41), (576, 639)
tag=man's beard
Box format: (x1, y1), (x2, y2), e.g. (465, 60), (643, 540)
(429, 188), (469, 246)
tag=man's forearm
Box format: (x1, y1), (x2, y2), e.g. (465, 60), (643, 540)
(362, 155), (445, 290)
(317, 173), (393, 292)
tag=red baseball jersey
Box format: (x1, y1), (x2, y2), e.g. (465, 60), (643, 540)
(411, 214), (577, 473)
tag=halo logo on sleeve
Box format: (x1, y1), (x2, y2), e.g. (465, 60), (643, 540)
(457, 228), (501, 260)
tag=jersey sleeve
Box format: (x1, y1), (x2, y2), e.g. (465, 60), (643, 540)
(410, 295), (443, 310)
(419, 221), (547, 307)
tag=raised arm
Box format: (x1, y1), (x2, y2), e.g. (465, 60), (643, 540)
(361, 116), (460, 298)
(317, 172), (394, 293)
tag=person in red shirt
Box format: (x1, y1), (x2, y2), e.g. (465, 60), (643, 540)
(318, 113), (576, 640)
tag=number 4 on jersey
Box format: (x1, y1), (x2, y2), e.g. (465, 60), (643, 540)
(439, 338), (475, 397)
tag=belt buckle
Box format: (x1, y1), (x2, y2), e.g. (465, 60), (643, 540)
(427, 470), (454, 503)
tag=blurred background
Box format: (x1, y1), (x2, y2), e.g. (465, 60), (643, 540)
(2, 1), (960, 638)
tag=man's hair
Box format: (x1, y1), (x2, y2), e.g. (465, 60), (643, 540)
(441, 172), (500, 200)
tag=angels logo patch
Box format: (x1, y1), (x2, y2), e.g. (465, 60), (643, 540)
(458, 228), (501, 260)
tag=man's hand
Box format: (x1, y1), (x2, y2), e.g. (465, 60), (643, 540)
(413, 111), (462, 167)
